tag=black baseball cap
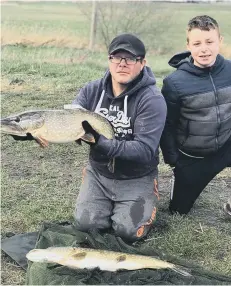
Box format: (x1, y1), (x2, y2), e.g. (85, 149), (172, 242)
(108, 33), (146, 58)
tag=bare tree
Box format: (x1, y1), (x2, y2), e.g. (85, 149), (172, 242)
(77, 1), (175, 54)
(89, 0), (98, 50)
(97, 2), (153, 49)
(96, 1), (175, 54)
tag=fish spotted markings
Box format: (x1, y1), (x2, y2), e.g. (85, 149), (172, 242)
(116, 255), (127, 262)
(71, 252), (87, 260)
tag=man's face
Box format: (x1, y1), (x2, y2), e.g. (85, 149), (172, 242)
(187, 28), (222, 68)
(109, 51), (146, 86)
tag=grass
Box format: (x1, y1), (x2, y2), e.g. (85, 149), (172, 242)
(1, 1), (231, 285)
(145, 216), (231, 265)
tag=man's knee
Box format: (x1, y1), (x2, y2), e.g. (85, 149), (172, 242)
(74, 208), (111, 232)
(74, 208), (93, 231)
(113, 223), (152, 242)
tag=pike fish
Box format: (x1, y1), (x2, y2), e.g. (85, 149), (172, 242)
(26, 247), (191, 276)
(1, 106), (115, 171)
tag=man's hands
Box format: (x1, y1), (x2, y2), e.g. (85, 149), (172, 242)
(81, 120), (100, 145)
(11, 133), (34, 141)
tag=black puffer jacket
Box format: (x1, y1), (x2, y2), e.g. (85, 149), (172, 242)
(160, 51), (231, 165)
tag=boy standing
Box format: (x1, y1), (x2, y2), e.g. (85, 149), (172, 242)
(160, 15), (231, 215)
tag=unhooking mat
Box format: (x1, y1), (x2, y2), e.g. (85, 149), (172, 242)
(1, 231), (38, 270)
(2, 221), (231, 285)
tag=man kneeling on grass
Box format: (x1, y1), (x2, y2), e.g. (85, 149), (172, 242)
(72, 33), (167, 242)
(160, 15), (231, 215)
(10, 34), (167, 242)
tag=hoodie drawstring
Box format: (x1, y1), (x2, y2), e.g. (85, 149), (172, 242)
(95, 90), (105, 113)
(95, 90), (128, 124)
(123, 95), (128, 123)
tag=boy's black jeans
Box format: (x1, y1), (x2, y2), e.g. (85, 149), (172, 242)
(169, 139), (231, 215)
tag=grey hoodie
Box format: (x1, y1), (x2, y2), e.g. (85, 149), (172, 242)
(73, 66), (167, 179)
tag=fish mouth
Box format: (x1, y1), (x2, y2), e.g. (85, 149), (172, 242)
(26, 249), (48, 262)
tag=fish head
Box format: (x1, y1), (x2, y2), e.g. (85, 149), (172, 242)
(26, 249), (51, 262)
(26, 248), (67, 263)
(1, 111), (45, 136)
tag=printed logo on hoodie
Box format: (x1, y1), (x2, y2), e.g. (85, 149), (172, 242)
(95, 92), (132, 138)
(98, 104), (132, 138)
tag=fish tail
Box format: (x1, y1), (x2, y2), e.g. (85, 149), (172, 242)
(171, 265), (192, 277)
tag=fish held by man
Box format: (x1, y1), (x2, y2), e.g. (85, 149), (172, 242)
(1, 107), (115, 171)
(0, 107), (114, 146)
(26, 247), (191, 277)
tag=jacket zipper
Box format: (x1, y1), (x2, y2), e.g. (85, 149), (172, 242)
(209, 72), (220, 151)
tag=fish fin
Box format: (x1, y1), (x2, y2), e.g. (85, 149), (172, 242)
(75, 139), (82, 145)
(107, 158), (115, 173)
(171, 265), (192, 277)
(81, 133), (95, 143)
(34, 136), (49, 148)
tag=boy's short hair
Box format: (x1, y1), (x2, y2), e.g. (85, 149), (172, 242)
(187, 15), (220, 42)
(187, 15), (219, 32)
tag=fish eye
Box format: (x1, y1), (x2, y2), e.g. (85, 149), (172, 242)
(14, 117), (20, 123)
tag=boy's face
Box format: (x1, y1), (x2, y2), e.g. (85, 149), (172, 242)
(187, 28), (222, 68)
